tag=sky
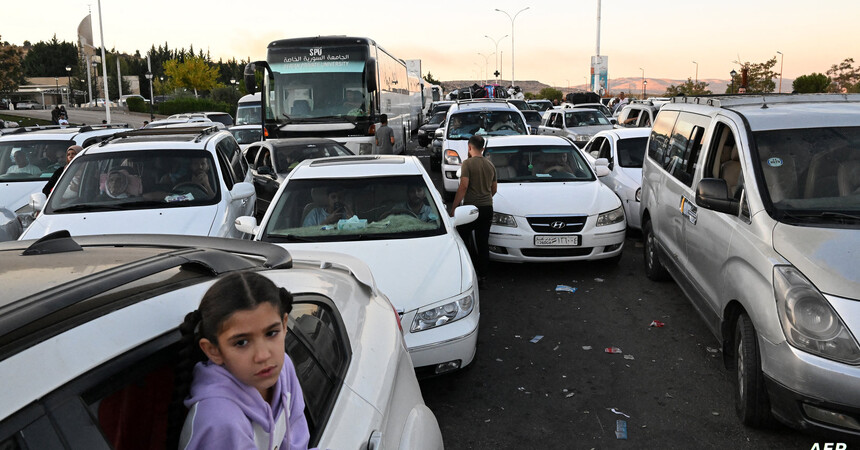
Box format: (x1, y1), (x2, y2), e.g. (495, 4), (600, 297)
(4, 0), (860, 86)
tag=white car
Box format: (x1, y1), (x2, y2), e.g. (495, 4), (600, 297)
(440, 99), (529, 194)
(485, 135), (627, 263)
(0, 234), (443, 450)
(235, 154), (482, 377)
(0, 124), (132, 240)
(582, 127), (651, 229)
(21, 125), (256, 240)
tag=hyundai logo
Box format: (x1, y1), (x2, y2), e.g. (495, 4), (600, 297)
(550, 221), (566, 229)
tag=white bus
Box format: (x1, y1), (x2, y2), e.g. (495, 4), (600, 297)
(235, 93), (261, 125)
(244, 36), (422, 154)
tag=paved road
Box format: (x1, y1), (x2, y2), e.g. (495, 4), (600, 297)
(408, 143), (825, 449)
(6, 107), (161, 129)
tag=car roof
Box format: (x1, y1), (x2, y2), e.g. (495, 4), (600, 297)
(485, 135), (575, 147)
(288, 155), (424, 179)
(263, 137), (345, 149)
(0, 124), (131, 142)
(84, 126), (229, 154)
(595, 127), (652, 140)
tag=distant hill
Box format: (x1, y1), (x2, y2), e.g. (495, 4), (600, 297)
(441, 77), (795, 97)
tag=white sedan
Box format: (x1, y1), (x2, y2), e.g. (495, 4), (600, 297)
(236, 154), (481, 377)
(581, 127), (650, 229)
(485, 135), (627, 264)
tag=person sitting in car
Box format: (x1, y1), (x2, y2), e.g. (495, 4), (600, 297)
(6, 149), (41, 176)
(303, 187), (354, 227)
(490, 112), (517, 132)
(383, 184), (437, 222)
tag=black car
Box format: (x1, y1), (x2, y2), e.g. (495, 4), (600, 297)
(417, 111), (447, 147)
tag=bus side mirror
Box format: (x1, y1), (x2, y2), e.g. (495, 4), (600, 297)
(244, 63), (257, 94)
(366, 58), (377, 93)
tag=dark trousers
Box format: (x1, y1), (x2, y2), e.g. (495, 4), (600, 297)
(457, 205), (493, 277)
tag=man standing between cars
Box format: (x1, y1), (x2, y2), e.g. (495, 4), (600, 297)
(449, 135), (496, 288)
(375, 114), (395, 155)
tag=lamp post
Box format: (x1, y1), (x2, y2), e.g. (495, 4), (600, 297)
(484, 34), (508, 83)
(230, 78), (238, 104)
(477, 52), (493, 85)
(776, 51), (784, 93)
(730, 69), (737, 94)
(54, 77), (60, 106)
(81, 79), (87, 104)
(495, 6), (529, 87)
(145, 71), (154, 121)
(92, 61), (99, 103)
(37, 88), (45, 109)
(639, 67), (645, 97)
(692, 61), (698, 84)
(643, 80), (647, 98)
(65, 65), (72, 105)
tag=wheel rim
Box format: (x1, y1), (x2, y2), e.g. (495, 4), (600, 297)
(646, 229), (656, 269)
(737, 339), (746, 401)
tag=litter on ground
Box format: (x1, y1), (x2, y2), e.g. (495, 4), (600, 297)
(555, 284), (577, 293)
(615, 420), (628, 439)
(605, 347), (623, 354)
(649, 320), (665, 327)
(610, 408), (630, 418)
(530, 335), (544, 343)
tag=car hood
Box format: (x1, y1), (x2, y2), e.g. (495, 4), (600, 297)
(21, 206), (219, 239)
(773, 223), (860, 299)
(275, 235), (466, 312)
(494, 180), (618, 216)
(419, 123), (441, 132)
(567, 124), (614, 135)
(1, 181), (42, 211)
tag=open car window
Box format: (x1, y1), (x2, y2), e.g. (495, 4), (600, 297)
(0, 140), (75, 182)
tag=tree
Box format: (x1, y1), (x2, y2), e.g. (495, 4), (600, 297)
(726, 58), (779, 93)
(826, 58), (860, 93)
(665, 78), (712, 96)
(792, 73), (831, 93)
(22, 35), (78, 77)
(424, 72), (441, 85)
(538, 87), (562, 102)
(163, 56), (221, 98)
(0, 36), (24, 95)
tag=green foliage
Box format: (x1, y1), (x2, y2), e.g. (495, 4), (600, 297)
(792, 73), (831, 93)
(22, 35), (77, 77)
(0, 113), (52, 127)
(665, 78), (712, 96)
(538, 87), (563, 101)
(826, 58), (860, 93)
(523, 92), (536, 100)
(164, 56), (222, 98)
(125, 96), (147, 113)
(725, 58), (779, 93)
(0, 36), (24, 94)
(424, 72), (441, 85)
(156, 97), (230, 116)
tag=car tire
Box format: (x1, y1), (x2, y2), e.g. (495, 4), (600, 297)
(418, 137), (430, 148)
(430, 155), (441, 172)
(643, 219), (670, 281)
(734, 313), (774, 427)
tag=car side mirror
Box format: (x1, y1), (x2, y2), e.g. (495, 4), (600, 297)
(257, 165), (274, 176)
(29, 192), (47, 212)
(609, 118), (617, 125)
(453, 205), (479, 226)
(593, 158), (610, 177)
(234, 215), (259, 235)
(230, 181), (256, 201)
(696, 178), (739, 215)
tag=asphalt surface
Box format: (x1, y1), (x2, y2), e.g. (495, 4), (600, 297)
(408, 143), (828, 449)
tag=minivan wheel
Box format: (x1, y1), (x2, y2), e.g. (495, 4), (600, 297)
(643, 220), (670, 281)
(734, 313), (774, 427)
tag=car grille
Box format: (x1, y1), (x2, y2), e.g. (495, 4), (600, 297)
(521, 247), (593, 257)
(527, 215), (587, 233)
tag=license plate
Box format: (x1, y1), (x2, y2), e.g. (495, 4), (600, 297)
(534, 235), (580, 246)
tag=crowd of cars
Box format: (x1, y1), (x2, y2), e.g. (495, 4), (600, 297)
(3, 91), (860, 444)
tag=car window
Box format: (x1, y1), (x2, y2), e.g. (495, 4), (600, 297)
(245, 145), (261, 169)
(565, 111), (610, 127)
(616, 137), (649, 168)
(596, 138), (611, 160)
(428, 112), (446, 125)
(0, 410), (64, 449)
(206, 113), (234, 127)
(217, 137), (246, 180)
(273, 143), (352, 174)
(261, 175), (445, 242)
(230, 128), (262, 145)
(665, 112), (710, 186)
(447, 110), (526, 139)
(0, 139), (75, 182)
(648, 110), (679, 164)
(486, 144), (595, 182)
(44, 150), (220, 213)
(257, 147), (272, 170)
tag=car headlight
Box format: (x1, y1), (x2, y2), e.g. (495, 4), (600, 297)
(417, 129), (426, 135)
(445, 149), (461, 165)
(774, 266), (860, 364)
(635, 187), (641, 202)
(492, 212), (517, 227)
(596, 206), (624, 226)
(411, 292), (475, 332)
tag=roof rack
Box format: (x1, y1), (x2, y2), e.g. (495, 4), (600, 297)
(455, 98), (513, 105)
(99, 125), (221, 146)
(0, 123), (131, 136)
(77, 123), (130, 133)
(670, 93), (860, 108)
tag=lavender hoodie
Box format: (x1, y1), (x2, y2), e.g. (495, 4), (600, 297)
(180, 354), (312, 450)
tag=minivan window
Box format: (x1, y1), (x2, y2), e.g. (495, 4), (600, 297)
(648, 110), (679, 163)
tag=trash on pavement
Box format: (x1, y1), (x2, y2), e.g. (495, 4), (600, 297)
(555, 284), (577, 293)
(649, 320), (665, 327)
(530, 335), (543, 343)
(623, 354), (635, 360)
(610, 408), (630, 418)
(615, 420), (628, 439)
(582, 345), (593, 350)
(566, 393), (575, 398)
(594, 277), (605, 282)
(604, 347), (623, 354)
(706, 346), (720, 353)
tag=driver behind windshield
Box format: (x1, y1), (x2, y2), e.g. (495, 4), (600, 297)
(383, 184), (438, 222)
(491, 112), (517, 132)
(302, 187), (354, 226)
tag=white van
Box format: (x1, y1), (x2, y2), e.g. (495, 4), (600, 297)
(235, 93), (261, 125)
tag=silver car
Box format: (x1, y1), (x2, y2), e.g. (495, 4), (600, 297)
(537, 108), (614, 148)
(640, 94), (860, 439)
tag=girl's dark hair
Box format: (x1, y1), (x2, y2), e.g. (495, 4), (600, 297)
(166, 271), (293, 448)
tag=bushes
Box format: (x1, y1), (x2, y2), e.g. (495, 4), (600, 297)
(157, 97), (231, 116)
(126, 97), (148, 113)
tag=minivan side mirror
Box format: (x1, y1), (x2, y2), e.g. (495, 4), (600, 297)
(696, 178), (739, 215)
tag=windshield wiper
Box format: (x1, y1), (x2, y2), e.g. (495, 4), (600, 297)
(281, 113), (292, 124)
(266, 233), (316, 242)
(51, 204), (127, 213)
(780, 211), (860, 223)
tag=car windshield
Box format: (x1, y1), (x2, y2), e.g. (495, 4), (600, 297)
(274, 142), (352, 174)
(428, 112), (447, 125)
(0, 139), (75, 182)
(617, 137), (648, 168)
(565, 111), (611, 127)
(236, 102), (262, 125)
(206, 114), (233, 126)
(230, 128), (262, 145)
(754, 126), (860, 223)
(447, 111), (527, 139)
(261, 175), (445, 242)
(522, 111), (543, 127)
(508, 100), (530, 111)
(529, 101), (552, 112)
(486, 144), (595, 182)
(45, 149), (220, 213)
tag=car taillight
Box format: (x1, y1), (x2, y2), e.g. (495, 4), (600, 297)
(391, 303), (403, 333)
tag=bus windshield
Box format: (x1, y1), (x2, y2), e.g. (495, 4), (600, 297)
(267, 46), (370, 123)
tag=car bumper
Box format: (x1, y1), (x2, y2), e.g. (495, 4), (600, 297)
(488, 223), (626, 262)
(441, 163), (461, 192)
(760, 336), (860, 437)
(403, 308), (480, 375)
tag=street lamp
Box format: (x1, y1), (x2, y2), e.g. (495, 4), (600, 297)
(80, 79), (87, 104)
(230, 78), (238, 104)
(730, 69), (737, 94)
(484, 34), (508, 82)
(477, 52), (493, 85)
(692, 61), (698, 84)
(55, 77), (60, 106)
(65, 65), (72, 105)
(643, 80), (648, 98)
(639, 67), (645, 97)
(37, 88), (45, 109)
(776, 51), (784, 93)
(495, 6), (529, 87)
(145, 71), (154, 121)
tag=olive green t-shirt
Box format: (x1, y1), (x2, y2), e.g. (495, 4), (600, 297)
(461, 156), (496, 207)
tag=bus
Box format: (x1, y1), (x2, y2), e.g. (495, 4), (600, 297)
(244, 36), (422, 155)
(235, 93), (261, 125)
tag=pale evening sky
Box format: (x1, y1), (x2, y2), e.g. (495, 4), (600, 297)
(4, 0), (859, 85)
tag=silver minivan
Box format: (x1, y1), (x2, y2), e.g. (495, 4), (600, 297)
(538, 108), (613, 148)
(640, 94), (860, 438)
